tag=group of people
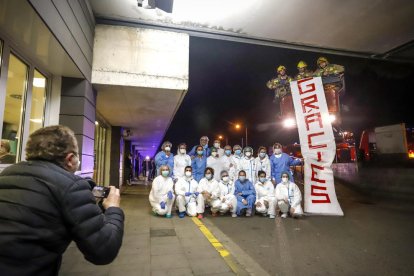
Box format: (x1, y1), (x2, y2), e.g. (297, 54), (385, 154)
(149, 136), (304, 219)
(266, 57), (345, 100)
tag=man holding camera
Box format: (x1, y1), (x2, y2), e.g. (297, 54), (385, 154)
(0, 125), (124, 275)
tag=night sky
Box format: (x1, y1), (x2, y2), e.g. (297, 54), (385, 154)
(163, 36), (414, 153)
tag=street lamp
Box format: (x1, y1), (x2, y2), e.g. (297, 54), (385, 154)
(234, 123), (248, 148)
(218, 134), (228, 146)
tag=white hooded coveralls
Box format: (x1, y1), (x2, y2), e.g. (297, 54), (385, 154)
(173, 151), (191, 180)
(220, 154), (237, 182)
(275, 181), (303, 215)
(239, 157), (257, 183)
(254, 156), (271, 180)
(149, 175), (175, 215)
(207, 156), (225, 181)
(175, 176), (203, 216)
(197, 178), (221, 213)
(254, 180), (276, 216)
(217, 180), (237, 214)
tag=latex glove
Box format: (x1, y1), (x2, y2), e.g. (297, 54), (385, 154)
(167, 191), (173, 199)
(185, 192), (192, 196)
(160, 201), (166, 209)
(194, 192), (200, 197)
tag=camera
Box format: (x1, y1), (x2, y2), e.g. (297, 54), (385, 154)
(92, 186), (110, 198)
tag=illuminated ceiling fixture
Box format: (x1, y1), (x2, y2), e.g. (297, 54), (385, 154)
(30, 118), (42, 123)
(33, 78), (46, 88)
(137, 0), (174, 13)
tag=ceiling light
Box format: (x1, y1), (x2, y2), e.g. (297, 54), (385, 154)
(33, 78), (46, 88)
(30, 118), (42, 123)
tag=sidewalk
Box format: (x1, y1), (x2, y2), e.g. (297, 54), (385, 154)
(59, 183), (240, 276)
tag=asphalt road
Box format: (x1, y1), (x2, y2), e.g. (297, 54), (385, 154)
(206, 179), (414, 276)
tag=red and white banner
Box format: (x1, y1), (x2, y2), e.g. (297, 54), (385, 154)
(290, 77), (343, 216)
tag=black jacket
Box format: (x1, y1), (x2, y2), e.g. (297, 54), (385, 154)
(0, 160), (124, 276)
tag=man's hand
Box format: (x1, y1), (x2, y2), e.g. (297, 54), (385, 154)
(102, 186), (121, 209)
(242, 199), (248, 205)
(256, 201), (262, 207)
(238, 192), (243, 196)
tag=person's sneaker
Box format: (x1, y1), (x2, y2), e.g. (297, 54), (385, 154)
(246, 209), (252, 217)
(165, 214), (172, 218)
(211, 212), (218, 217)
(178, 212), (186, 218)
(262, 213), (268, 217)
(197, 214), (203, 219)
(231, 213), (237, 218)
(269, 215), (275, 219)
(281, 213), (288, 218)
(239, 208), (247, 216)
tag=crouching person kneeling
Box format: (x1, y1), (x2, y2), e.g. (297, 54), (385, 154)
(217, 170), (237, 217)
(255, 170), (276, 219)
(175, 166), (203, 218)
(149, 165), (175, 218)
(275, 171), (303, 218)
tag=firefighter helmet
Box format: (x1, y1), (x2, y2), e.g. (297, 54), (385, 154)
(297, 61), (307, 69)
(317, 57), (328, 65)
(277, 65), (286, 73)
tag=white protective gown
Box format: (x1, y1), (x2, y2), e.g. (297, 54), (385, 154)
(275, 181), (303, 215)
(197, 178), (221, 213)
(254, 180), (276, 216)
(220, 155), (237, 182)
(149, 175), (175, 216)
(254, 156), (271, 180)
(207, 156), (225, 181)
(217, 180), (237, 215)
(231, 155), (243, 180)
(175, 176), (203, 216)
(239, 157), (257, 183)
(173, 152), (191, 180)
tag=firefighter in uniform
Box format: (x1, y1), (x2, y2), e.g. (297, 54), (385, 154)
(295, 61), (313, 80)
(313, 57), (344, 77)
(266, 65), (293, 101)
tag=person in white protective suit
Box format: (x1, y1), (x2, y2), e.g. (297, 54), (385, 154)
(175, 166), (203, 218)
(254, 170), (276, 219)
(231, 145), (243, 179)
(220, 145), (237, 182)
(239, 146), (257, 183)
(212, 139), (225, 157)
(255, 146), (271, 180)
(196, 167), (221, 218)
(173, 143), (191, 181)
(148, 165), (175, 218)
(207, 147), (224, 181)
(217, 170), (237, 217)
(275, 171), (303, 218)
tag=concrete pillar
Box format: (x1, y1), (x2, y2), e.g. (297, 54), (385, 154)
(109, 126), (121, 187)
(59, 77), (96, 177)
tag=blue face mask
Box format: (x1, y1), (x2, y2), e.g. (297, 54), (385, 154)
(235, 149), (241, 155)
(239, 176), (246, 182)
(259, 177), (266, 183)
(259, 152), (266, 158)
(225, 150), (231, 156)
(197, 150), (204, 155)
(161, 171), (169, 177)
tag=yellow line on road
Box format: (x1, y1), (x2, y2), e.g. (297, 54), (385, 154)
(191, 217), (239, 274)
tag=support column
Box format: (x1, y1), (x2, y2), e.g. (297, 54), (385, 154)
(109, 126), (121, 187)
(59, 77), (96, 177)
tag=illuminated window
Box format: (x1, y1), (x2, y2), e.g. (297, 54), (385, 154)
(29, 70), (46, 134)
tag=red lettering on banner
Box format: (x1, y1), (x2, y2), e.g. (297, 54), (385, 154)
(311, 163), (326, 183)
(307, 132), (327, 149)
(304, 112), (323, 131)
(301, 95), (319, 113)
(311, 185), (331, 203)
(317, 152), (322, 161)
(297, 78), (315, 94)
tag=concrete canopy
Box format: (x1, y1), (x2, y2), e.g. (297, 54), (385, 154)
(90, 0), (414, 62)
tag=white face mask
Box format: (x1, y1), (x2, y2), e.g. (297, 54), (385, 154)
(164, 146), (171, 152)
(282, 177), (289, 183)
(179, 148), (186, 154)
(245, 152), (252, 157)
(211, 152), (218, 157)
(222, 176), (229, 182)
(214, 143), (220, 148)
(185, 171), (192, 177)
